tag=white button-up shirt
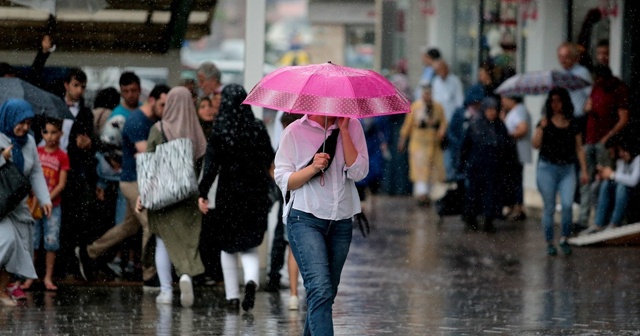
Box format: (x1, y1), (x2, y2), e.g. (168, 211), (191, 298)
(274, 115), (369, 223)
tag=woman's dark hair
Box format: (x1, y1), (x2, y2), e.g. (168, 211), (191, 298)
(616, 129), (640, 158)
(198, 96), (211, 105)
(544, 87), (574, 120)
(93, 87), (120, 110)
(504, 95), (524, 104)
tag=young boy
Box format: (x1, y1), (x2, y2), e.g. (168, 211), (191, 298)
(23, 118), (69, 291)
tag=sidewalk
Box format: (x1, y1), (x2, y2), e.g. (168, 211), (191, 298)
(524, 188), (544, 219)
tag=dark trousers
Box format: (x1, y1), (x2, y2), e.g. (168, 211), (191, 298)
(58, 173), (95, 277)
(199, 211), (223, 282)
(268, 199), (287, 285)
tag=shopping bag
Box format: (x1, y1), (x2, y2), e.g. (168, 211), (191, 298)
(136, 138), (198, 210)
(0, 160), (31, 219)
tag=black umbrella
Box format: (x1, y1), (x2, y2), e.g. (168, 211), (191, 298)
(0, 77), (73, 120)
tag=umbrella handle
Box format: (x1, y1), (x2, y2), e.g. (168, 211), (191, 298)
(322, 116), (327, 154)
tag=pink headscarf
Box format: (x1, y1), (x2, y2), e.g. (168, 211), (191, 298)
(154, 87), (207, 159)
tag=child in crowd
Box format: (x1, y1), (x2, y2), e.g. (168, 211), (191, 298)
(24, 118), (69, 290)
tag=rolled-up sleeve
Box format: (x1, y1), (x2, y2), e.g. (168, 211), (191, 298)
(274, 128), (297, 195)
(343, 119), (369, 182)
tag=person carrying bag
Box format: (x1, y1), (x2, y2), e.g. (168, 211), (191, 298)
(137, 87), (207, 308)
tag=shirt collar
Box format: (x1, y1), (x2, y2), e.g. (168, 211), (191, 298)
(301, 114), (339, 131)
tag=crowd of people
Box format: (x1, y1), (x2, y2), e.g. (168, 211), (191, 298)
(0, 47), (284, 310)
(400, 40), (637, 255)
(0, 39), (372, 333)
(0, 32), (638, 336)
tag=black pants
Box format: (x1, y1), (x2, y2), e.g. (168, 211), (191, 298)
(267, 199), (287, 285)
(58, 173), (95, 277)
(199, 211), (224, 282)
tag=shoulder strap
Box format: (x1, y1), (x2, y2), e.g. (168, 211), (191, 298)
(307, 128), (341, 179)
(284, 128), (341, 203)
(159, 122), (168, 143)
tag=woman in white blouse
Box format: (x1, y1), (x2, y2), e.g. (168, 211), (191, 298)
(274, 114), (368, 336)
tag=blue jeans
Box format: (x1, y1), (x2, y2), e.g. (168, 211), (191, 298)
(287, 209), (353, 336)
(115, 189), (127, 225)
(595, 180), (629, 227)
(33, 205), (62, 251)
(579, 143), (611, 224)
(536, 160), (576, 242)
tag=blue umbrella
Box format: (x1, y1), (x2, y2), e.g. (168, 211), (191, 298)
(0, 77), (73, 120)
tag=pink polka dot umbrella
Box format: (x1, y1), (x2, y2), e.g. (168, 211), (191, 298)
(242, 62), (411, 118)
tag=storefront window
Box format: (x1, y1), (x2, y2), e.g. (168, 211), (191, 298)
(345, 25), (375, 69)
(481, 0), (519, 81)
(453, 0), (480, 87)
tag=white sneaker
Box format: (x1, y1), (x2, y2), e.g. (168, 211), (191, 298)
(179, 274), (194, 308)
(288, 295), (299, 310)
(156, 291), (173, 305)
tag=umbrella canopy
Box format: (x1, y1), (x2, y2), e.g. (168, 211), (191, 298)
(10, 0), (107, 15)
(243, 62), (410, 118)
(0, 78), (73, 120)
(495, 70), (592, 96)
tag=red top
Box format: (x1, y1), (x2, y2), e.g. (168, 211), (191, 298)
(585, 78), (629, 144)
(37, 147), (70, 206)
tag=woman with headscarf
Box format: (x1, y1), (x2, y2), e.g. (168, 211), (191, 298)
(459, 97), (518, 232)
(0, 99), (52, 306)
(198, 84), (274, 312)
(141, 87), (208, 308)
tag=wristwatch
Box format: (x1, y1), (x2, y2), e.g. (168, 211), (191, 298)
(609, 172), (616, 180)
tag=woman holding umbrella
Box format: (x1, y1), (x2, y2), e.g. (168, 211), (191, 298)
(274, 113), (368, 335)
(0, 99), (52, 306)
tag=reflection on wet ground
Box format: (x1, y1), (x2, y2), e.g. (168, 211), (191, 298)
(2, 195), (640, 335)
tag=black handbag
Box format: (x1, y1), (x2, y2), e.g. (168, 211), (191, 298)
(0, 158), (32, 219)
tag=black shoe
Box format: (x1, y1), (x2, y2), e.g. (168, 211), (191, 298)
(226, 299), (240, 310)
(463, 216), (479, 231)
(483, 218), (496, 233)
(75, 246), (94, 281)
(242, 281), (257, 311)
(262, 281), (280, 293)
(559, 240), (572, 256)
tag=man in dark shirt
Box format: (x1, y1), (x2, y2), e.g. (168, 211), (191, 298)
(578, 65), (629, 228)
(76, 85), (170, 288)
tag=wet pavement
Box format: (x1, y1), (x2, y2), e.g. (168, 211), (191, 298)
(3, 195), (640, 335)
